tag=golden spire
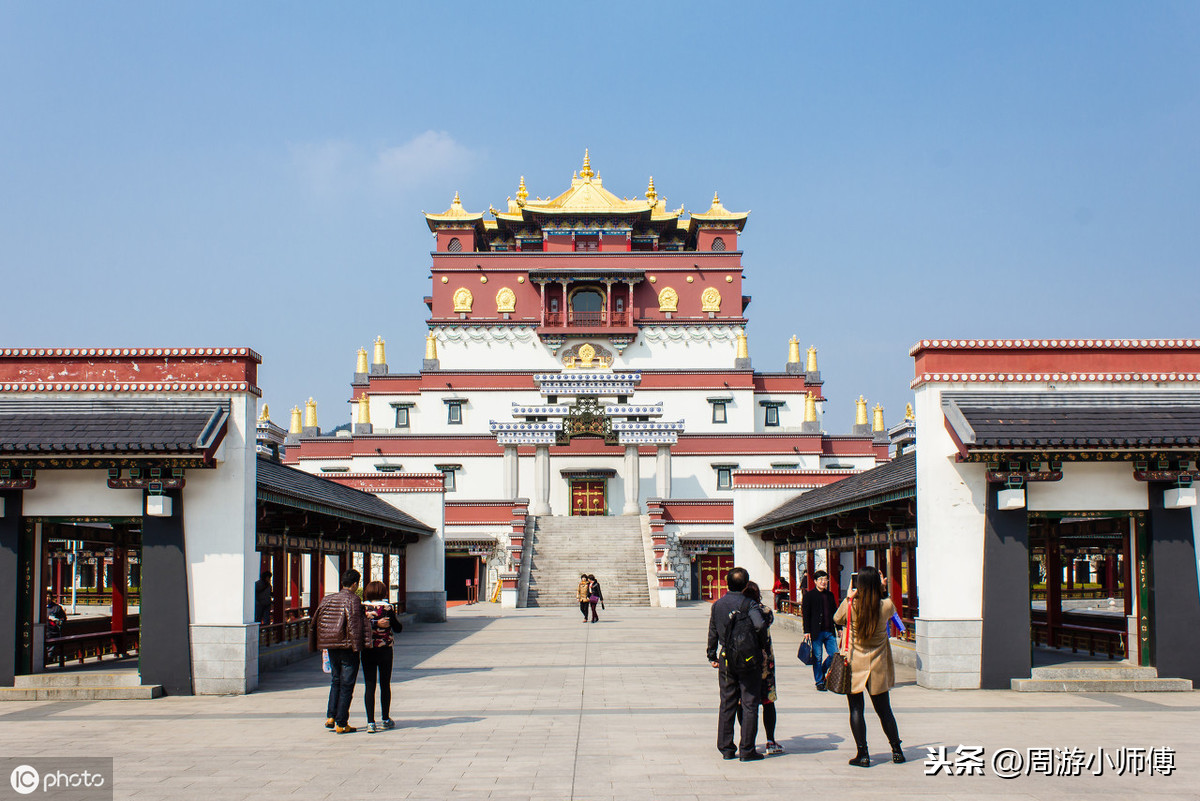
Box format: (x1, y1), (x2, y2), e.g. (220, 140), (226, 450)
(425, 332), (438, 360)
(645, 176), (657, 204)
(736, 331), (749, 360)
(873, 403), (885, 432)
(855, 396), (869, 427)
(905, 403), (915, 421)
(289, 405), (302, 434)
(357, 394), (370, 425)
(373, 336), (386, 365)
(804, 392), (818, 423)
(580, 149), (594, 180)
(516, 176), (528, 204)
(356, 347), (368, 374)
(806, 345), (819, 373)
(304, 397), (318, 429)
(451, 191), (462, 208)
(712, 191), (720, 206)
(787, 335), (801, 364)
(258, 404), (270, 423)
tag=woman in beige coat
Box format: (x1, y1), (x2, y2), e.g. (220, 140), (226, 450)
(833, 564), (904, 767)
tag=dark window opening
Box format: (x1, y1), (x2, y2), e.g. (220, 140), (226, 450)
(711, 236), (726, 252)
(447, 237), (462, 252)
(764, 406), (780, 427)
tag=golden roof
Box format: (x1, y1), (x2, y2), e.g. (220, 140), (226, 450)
(424, 191), (484, 229)
(689, 191), (749, 229)
(518, 151), (663, 217)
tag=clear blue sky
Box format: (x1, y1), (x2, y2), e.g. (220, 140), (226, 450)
(3, 2), (1197, 431)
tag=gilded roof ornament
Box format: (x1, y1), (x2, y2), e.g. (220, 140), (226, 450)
(855, 396), (869, 427)
(905, 403), (915, 421)
(804, 392), (818, 423)
(580, 149), (594, 180)
(289, 405), (302, 435)
(645, 176), (657, 204)
(806, 345), (819, 373)
(357, 394), (371, 425)
(304, 397), (318, 429)
(425, 332), (438, 361)
(258, 404), (270, 423)
(516, 176), (528, 205)
(373, 336), (386, 365)
(356, 347), (369, 374)
(873, 403), (885, 432)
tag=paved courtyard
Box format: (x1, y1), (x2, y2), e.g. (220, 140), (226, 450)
(1, 602), (1196, 800)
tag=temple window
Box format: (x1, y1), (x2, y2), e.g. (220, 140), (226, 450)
(711, 236), (726, 252)
(446, 400), (463, 425)
(712, 464), (738, 490)
(575, 234), (599, 252)
(764, 406), (780, 427)
(436, 464), (459, 491)
(447, 237), (462, 252)
(569, 288), (604, 326)
(711, 401), (728, 424)
(392, 403), (413, 429)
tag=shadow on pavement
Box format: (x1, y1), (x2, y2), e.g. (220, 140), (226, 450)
(779, 731), (846, 754)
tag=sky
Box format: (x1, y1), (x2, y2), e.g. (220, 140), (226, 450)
(2, 2), (1198, 432)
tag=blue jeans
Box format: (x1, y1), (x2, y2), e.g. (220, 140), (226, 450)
(810, 631), (838, 684)
(325, 648), (360, 726)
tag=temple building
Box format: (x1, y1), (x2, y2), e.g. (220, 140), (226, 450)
(284, 152), (889, 615)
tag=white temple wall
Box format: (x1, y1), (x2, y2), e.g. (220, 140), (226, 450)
(23, 470), (143, 517)
(1026, 462), (1148, 511)
(377, 491), (445, 623)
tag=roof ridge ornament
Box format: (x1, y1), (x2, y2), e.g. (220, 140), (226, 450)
(516, 176), (528, 205)
(580, 148), (594, 180)
(646, 176), (657, 204)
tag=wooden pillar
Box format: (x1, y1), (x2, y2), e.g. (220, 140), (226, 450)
(1045, 526), (1061, 648)
(383, 553), (391, 592)
(805, 547), (815, 593)
(308, 547), (323, 608)
(289, 552), (301, 610)
(396, 553), (407, 613)
(1121, 532), (1132, 616)
(362, 549), (372, 587)
(906, 545), (917, 619)
(887, 543), (902, 612)
(110, 543), (127, 634)
(271, 548), (285, 625)
(826, 548), (840, 599)
(787, 548), (797, 602)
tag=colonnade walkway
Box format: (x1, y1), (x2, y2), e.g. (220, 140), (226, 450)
(1, 603), (1196, 800)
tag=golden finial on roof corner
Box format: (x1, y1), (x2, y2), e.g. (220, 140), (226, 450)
(580, 148), (594, 180)
(258, 404), (270, 423)
(451, 191), (462, 207)
(373, 336), (386, 365)
(855, 396), (869, 427)
(289, 405), (302, 434)
(804, 392), (818, 423)
(304, 397), (318, 429)
(516, 176), (528, 204)
(712, 191), (720, 206)
(645, 176), (657, 204)
(806, 345), (819, 373)
(905, 402), (915, 421)
(425, 332), (438, 361)
(873, 403), (885, 432)
(357, 393), (371, 425)
(356, 347), (368, 374)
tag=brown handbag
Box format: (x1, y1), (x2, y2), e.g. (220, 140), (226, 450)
(825, 601), (853, 695)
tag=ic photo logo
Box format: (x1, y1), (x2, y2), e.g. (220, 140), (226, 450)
(9, 766), (38, 795)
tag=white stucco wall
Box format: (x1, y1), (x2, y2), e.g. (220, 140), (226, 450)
(23, 471), (142, 517)
(1027, 462), (1149, 511)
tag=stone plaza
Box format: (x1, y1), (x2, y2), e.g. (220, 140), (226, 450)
(1, 603), (1195, 801)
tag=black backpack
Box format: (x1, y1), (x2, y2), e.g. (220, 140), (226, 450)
(724, 602), (762, 668)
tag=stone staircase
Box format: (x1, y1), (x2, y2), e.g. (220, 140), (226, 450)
(1011, 662), (1193, 692)
(1, 670), (163, 701)
(526, 516), (652, 608)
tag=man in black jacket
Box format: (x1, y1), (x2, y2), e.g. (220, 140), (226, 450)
(801, 569), (839, 690)
(706, 567), (769, 761)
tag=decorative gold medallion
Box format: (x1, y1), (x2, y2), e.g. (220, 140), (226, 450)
(496, 287), (516, 313)
(452, 287), (474, 313)
(578, 343), (596, 367)
(700, 287), (722, 312)
(657, 287), (678, 313)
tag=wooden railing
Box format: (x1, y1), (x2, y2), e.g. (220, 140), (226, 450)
(1031, 609), (1125, 659)
(259, 606), (312, 648)
(569, 311), (605, 326)
(51, 590), (142, 605)
(46, 629), (139, 667)
(1031, 586), (1123, 601)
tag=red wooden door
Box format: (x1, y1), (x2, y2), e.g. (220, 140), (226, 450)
(698, 554), (733, 600)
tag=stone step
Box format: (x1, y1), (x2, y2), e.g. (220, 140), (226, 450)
(1029, 664), (1161, 681)
(1011, 677), (1193, 692)
(0, 685), (164, 701)
(14, 672), (143, 688)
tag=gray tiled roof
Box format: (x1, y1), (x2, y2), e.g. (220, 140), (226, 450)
(256, 457), (433, 535)
(746, 452), (915, 532)
(943, 391), (1200, 449)
(0, 399), (228, 455)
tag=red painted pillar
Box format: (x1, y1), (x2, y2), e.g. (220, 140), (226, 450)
(788, 549), (797, 603)
(291, 553), (302, 610)
(309, 549), (323, 609)
(53, 557), (65, 601)
(362, 550), (372, 587)
(1046, 529), (1062, 648)
(110, 545), (127, 634)
(906, 545), (918, 619)
(888, 544), (903, 612)
(805, 548), (815, 593)
(396, 554), (407, 613)
(826, 548), (840, 600)
(271, 548), (286, 625)
(1121, 535), (1132, 616)
(383, 553), (391, 592)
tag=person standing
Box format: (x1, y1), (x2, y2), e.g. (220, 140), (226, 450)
(801, 570), (839, 690)
(833, 564), (904, 767)
(254, 570), (272, 626)
(309, 569), (365, 734)
(706, 567), (769, 762)
(45, 590), (66, 662)
(587, 574), (604, 623)
(737, 582), (782, 755)
(360, 580), (400, 733)
(576, 574), (591, 623)
(772, 575), (789, 611)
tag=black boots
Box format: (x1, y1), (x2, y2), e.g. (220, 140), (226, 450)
(848, 746), (871, 767)
(891, 741), (906, 763)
